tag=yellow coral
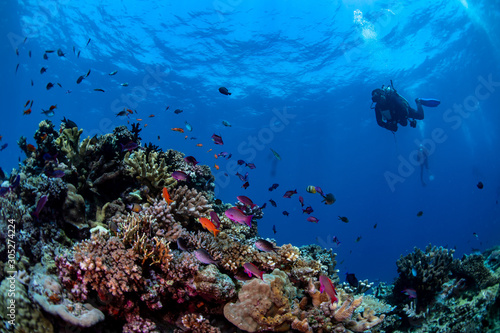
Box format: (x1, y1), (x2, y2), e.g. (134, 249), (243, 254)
(124, 150), (177, 189)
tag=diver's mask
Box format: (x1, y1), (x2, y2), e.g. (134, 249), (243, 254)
(371, 89), (384, 103)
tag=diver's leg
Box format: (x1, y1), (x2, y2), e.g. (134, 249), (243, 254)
(420, 165), (426, 186)
(409, 100), (424, 120)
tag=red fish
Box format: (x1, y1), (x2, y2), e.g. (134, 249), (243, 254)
(243, 263), (263, 279)
(23, 108), (32, 115)
(49, 105), (57, 110)
(172, 128), (184, 133)
(242, 182), (249, 189)
(319, 275), (338, 303)
(162, 187), (173, 205)
(283, 189), (297, 198)
(199, 217), (220, 237)
(27, 144), (36, 152)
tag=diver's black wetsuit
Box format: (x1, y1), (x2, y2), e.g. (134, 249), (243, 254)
(374, 91), (424, 132)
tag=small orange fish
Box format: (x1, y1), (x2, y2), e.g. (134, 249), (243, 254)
(27, 144), (36, 152)
(214, 163), (219, 170)
(144, 124), (148, 127)
(136, 118), (142, 121)
(184, 135), (188, 139)
(40, 133), (48, 141)
(171, 128), (184, 133)
(196, 143), (203, 147)
(23, 108), (32, 115)
(129, 203), (142, 213)
(148, 114), (155, 118)
(126, 108), (134, 114)
(207, 149), (212, 153)
(214, 154), (218, 159)
(24, 100), (30, 107)
(49, 104), (57, 111)
(162, 187), (173, 205)
(199, 217), (220, 237)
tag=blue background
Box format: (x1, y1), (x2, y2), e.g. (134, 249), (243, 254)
(2, 0), (499, 283)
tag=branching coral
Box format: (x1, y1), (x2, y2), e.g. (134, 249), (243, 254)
(124, 150), (177, 189)
(177, 313), (221, 333)
(169, 185), (211, 221)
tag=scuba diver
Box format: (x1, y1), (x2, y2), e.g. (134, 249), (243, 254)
(371, 81), (440, 132)
(417, 144), (431, 186)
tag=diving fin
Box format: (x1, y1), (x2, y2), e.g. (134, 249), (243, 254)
(419, 98), (441, 107)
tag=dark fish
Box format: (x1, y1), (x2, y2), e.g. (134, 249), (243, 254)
(86, 38), (91, 46)
(45, 50), (55, 53)
(57, 48), (65, 57)
(269, 199), (277, 207)
(242, 181), (249, 189)
(0, 143), (8, 151)
(77, 50), (81, 58)
(270, 148), (281, 160)
(46, 83), (54, 90)
(46, 170), (65, 178)
(43, 53), (48, 60)
(72, 46), (75, 54)
(373, 223), (377, 229)
(109, 70), (118, 76)
(355, 236), (362, 242)
(416, 211), (423, 217)
(28, 50), (31, 58)
(30, 100), (33, 108)
(174, 109), (183, 114)
(214, 199), (222, 205)
(268, 183), (279, 191)
(237, 159), (245, 165)
(43, 153), (58, 161)
(321, 193), (336, 205)
(283, 189), (297, 198)
(32, 195), (48, 219)
(212, 134), (223, 145)
(260, 203), (267, 209)
(282, 211), (289, 216)
(346, 273), (359, 288)
(177, 237), (189, 251)
(56, 83), (62, 87)
(272, 225), (277, 234)
(116, 110), (128, 117)
(15, 64), (19, 73)
(31, 79), (34, 86)
(235, 172), (248, 182)
(218, 86), (231, 95)
(10, 175), (20, 188)
(477, 181), (484, 189)
(16, 48), (19, 56)
(255, 239), (278, 252)
(194, 249), (218, 266)
(333, 236), (341, 247)
(109, 221), (118, 233)
(120, 142), (138, 152)
(184, 156), (198, 166)
(0, 167), (4, 180)
(338, 216), (349, 223)
(222, 120), (231, 127)
(76, 76), (84, 84)
(93, 88), (105, 92)
(85, 69), (91, 77)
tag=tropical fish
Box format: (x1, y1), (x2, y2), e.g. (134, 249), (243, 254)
(315, 187), (324, 196)
(174, 109), (183, 114)
(268, 183), (279, 191)
(148, 114), (155, 117)
(120, 142), (138, 152)
(121, 83), (129, 86)
(242, 181), (249, 189)
(46, 83), (54, 90)
(319, 275), (338, 303)
(246, 163), (256, 169)
(77, 50), (81, 58)
(26, 144), (36, 152)
(307, 216), (319, 223)
(411, 268), (417, 277)
(85, 69), (91, 77)
(46, 170), (65, 178)
(255, 239), (278, 252)
(283, 189), (297, 198)
(222, 120), (231, 127)
(185, 121), (192, 131)
(43, 53), (48, 60)
(332, 236), (341, 247)
(299, 196), (304, 207)
(194, 249), (218, 266)
(171, 128), (184, 133)
(171, 171), (189, 181)
(237, 195), (256, 208)
(41, 109), (55, 117)
(32, 195), (48, 219)
(214, 164), (219, 170)
(199, 217), (220, 237)
(270, 148), (281, 160)
(94, 88), (105, 92)
(23, 108), (32, 115)
(0, 143), (7, 151)
(86, 38), (91, 46)
(40, 67), (47, 74)
(237, 159), (245, 165)
(402, 288), (417, 299)
(269, 199), (277, 207)
(177, 237), (189, 251)
(321, 193), (336, 205)
(477, 181), (484, 189)
(355, 236), (362, 242)
(76, 75), (85, 84)
(116, 110), (128, 117)
(225, 207), (253, 227)
(345, 273), (359, 287)
(235, 172), (248, 182)
(62, 117), (77, 129)
(302, 206), (313, 214)
(416, 211), (423, 217)
(282, 211), (289, 216)
(210, 211), (221, 229)
(211, 134), (223, 145)
(49, 105), (57, 111)
(338, 216), (349, 223)
(373, 223), (377, 229)
(127, 203), (142, 213)
(57, 48), (65, 57)
(108, 70), (118, 76)
(218, 87), (231, 95)
(162, 187), (173, 205)
(184, 156), (198, 166)
(272, 225), (277, 234)
(15, 63), (19, 73)
(243, 263), (263, 279)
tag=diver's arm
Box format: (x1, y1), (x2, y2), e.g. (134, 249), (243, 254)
(375, 107), (397, 131)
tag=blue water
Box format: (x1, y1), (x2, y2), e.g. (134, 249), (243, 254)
(2, 0), (500, 283)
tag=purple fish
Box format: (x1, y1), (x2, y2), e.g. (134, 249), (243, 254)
(211, 134), (223, 145)
(315, 186), (324, 196)
(332, 236), (341, 247)
(184, 156), (198, 166)
(268, 183), (279, 191)
(302, 206), (313, 214)
(307, 216), (319, 223)
(177, 237), (189, 251)
(237, 195), (256, 208)
(299, 196), (304, 207)
(225, 207), (253, 227)
(402, 288), (417, 299)
(46, 170), (65, 178)
(243, 263), (263, 280)
(32, 195), (48, 219)
(236, 172), (248, 182)
(210, 211), (221, 229)
(319, 275), (338, 303)
(237, 159), (245, 165)
(255, 239), (278, 252)
(120, 141), (138, 152)
(171, 171), (189, 181)
(195, 249), (218, 266)
(218, 152), (229, 157)
(283, 189), (297, 198)
(246, 163), (256, 169)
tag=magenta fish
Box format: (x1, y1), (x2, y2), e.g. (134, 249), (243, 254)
(212, 134), (223, 145)
(218, 151), (229, 158)
(194, 249), (218, 266)
(184, 156), (198, 166)
(307, 216), (319, 223)
(243, 263), (264, 280)
(283, 189), (297, 198)
(302, 206), (313, 214)
(315, 186), (324, 196)
(402, 288), (417, 299)
(225, 207), (253, 227)
(32, 195), (48, 219)
(319, 275), (338, 303)
(120, 141), (138, 152)
(255, 239), (278, 252)
(299, 196), (304, 207)
(171, 171), (189, 181)
(210, 211), (221, 229)
(237, 195), (257, 208)
(237, 159), (245, 165)
(246, 163), (256, 169)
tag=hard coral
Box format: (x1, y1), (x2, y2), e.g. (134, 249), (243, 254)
(124, 149), (176, 189)
(169, 185), (211, 221)
(194, 264), (236, 303)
